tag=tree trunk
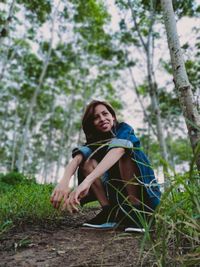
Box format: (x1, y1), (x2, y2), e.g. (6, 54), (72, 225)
(0, 0), (16, 81)
(11, 99), (18, 171)
(0, 0), (16, 43)
(42, 92), (55, 183)
(17, 2), (60, 172)
(128, 0), (169, 177)
(54, 96), (75, 183)
(161, 0), (200, 171)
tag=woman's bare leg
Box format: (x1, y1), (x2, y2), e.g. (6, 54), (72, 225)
(119, 154), (142, 206)
(81, 159), (110, 207)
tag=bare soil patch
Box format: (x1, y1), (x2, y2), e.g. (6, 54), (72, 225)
(0, 208), (151, 267)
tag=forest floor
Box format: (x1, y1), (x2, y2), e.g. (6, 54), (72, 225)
(0, 207), (153, 267)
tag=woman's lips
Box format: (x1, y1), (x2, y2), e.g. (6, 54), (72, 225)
(100, 122), (109, 129)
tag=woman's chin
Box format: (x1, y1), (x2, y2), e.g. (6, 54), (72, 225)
(100, 127), (111, 132)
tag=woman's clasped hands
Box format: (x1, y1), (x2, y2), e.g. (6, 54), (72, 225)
(50, 179), (92, 213)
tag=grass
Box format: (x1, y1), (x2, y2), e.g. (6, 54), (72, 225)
(106, 168), (200, 266)
(0, 173), (105, 241)
(142, 170), (200, 267)
(0, 181), (62, 235)
(0, 171), (100, 237)
(0, 170), (199, 266)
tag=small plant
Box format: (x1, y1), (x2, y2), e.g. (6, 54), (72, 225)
(145, 170), (200, 266)
(14, 237), (32, 251)
(0, 220), (13, 236)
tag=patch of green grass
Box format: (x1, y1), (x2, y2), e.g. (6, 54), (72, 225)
(0, 183), (61, 235)
(83, 201), (100, 208)
(0, 171), (100, 237)
(145, 170), (200, 267)
(0, 172), (36, 194)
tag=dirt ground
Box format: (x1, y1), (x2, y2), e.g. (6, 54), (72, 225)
(0, 208), (153, 267)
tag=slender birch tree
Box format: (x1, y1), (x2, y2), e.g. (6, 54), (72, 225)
(127, 0), (169, 176)
(161, 0), (200, 171)
(17, 1), (60, 172)
(0, 0), (16, 44)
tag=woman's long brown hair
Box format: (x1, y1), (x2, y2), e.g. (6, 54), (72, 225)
(82, 100), (117, 143)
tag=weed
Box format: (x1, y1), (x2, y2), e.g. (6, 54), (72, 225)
(147, 170), (200, 266)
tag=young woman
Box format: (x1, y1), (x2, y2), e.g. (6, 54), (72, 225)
(51, 100), (161, 232)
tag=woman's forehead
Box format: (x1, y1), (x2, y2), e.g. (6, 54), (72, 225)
(94, 104), (109, 114)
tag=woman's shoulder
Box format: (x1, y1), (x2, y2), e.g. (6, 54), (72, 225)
(117, 122), (134, 132)
(115, 122), (140, 144)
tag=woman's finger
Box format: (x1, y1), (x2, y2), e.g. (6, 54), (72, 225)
(70, 202), (79, 212)
(50, 191), (56, 201)
(62, 195), (73, 211)
(55, 192), (61, 209)
(63, 190), (69, 202)
(61, 197), (68, 211)
(55, 191), (64, 209)
(50, 191), (58, 207)
(68, 192), (78, 207)
(74, 191), (81, 204)
(69, 192), (79, 212)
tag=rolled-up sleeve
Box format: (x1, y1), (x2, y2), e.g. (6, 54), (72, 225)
(72, 146), (93, 159)
(108, 138), (133, 154)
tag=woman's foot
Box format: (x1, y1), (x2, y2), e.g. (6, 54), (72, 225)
(82, 205), (118, 230)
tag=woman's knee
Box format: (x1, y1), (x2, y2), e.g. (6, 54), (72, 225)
(119, 154), (140, 179)
(80, 159), (98, 176)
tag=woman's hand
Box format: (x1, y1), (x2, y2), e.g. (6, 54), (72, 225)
(50, 154), (83, 209)
(62, 179), (92, 213)
(50, 182), (70, 209)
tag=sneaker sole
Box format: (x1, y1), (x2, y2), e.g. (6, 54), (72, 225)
(125, 227), (145, 233)
(81, 222), (118, 230)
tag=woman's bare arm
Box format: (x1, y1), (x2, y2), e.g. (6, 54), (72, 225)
(50, 154), (83, 208)
(86, 147), (125, 185)
(64, 148), (125, 209)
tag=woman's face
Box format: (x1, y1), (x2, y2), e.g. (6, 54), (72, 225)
(93, 104), (115, 133)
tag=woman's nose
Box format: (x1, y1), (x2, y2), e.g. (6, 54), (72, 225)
(99, 114), (104, 121)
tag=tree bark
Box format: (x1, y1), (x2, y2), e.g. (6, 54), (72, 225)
(0, 0), (16, 43)
(161, 0), (200, 171)
(42, 91), (55, 183)
(54, 97), (75, 183)
(128, 0), (169, 177)
(11, 99), (18, 171)
(17, 2), (60, 172)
